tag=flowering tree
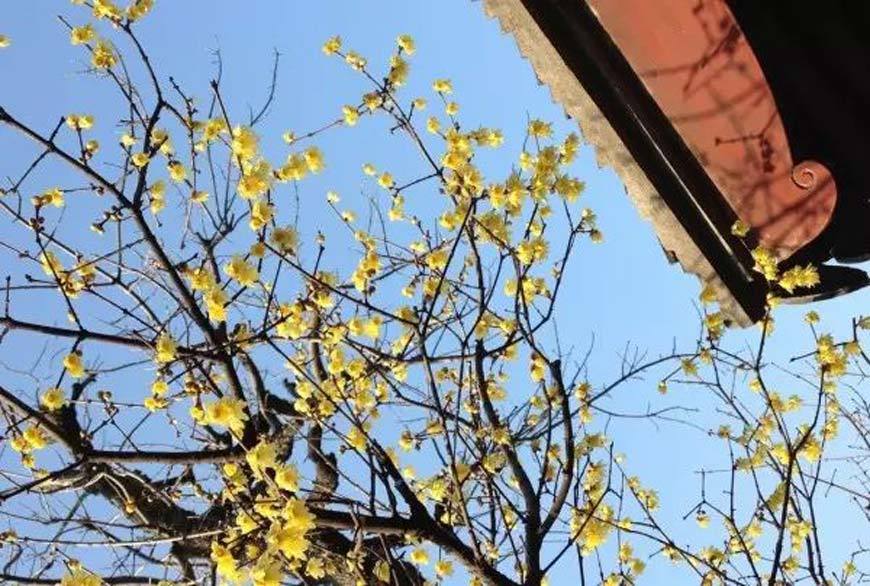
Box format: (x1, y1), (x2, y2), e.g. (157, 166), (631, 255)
(0, 2), (868, 586)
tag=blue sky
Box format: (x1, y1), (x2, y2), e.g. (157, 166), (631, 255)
(1, 1), (867, 584)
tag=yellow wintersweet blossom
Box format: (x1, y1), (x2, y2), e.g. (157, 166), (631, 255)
(151, 379), (168, 396)
(778, 264), (820, 294)
(344, 51), (367, 70)
(40, 250), (63, 277)
(144, 395), (168, 412)
(397, 34), (415, 55)
(434, 559), (453, 577)
(374, 560), (391, 582)
(275, 302), (309, 339)
(363, 92), (383, 111)
(432, 79), (453, 94)
(154, 333), (177, 364)
(204, 287), (228, 322)
(238, 160), (272, 198)
(187, 267), (216, 291)
(40, 387), (66, 411)
(426, 248), (449, 271)
(211, 542), (244, 584)
(22, 425), (50, 451)
(246, 440), (278, 477)
(249, 199), (274, 231)
(342, 105), (359, 126)
(91, 39), (116, 69)
(275, 464), (300, 492)
(0, 35), (10, 48)
(33, 187), (65, 208)
(410, 547), (430, 566)
(388, 55), (409, 86)
(250, 557), (283, 586)
(64, 352), (85, 378)
(305, 557), (326, 580)
(203, 397), (249, 435)
(131, 152), (150, 168)
(224, 256), (258, 287)
(70, 24), (95, 46)
(269, 226), (298, 253)
(321, 35), (342, 56)
(149, 180), (166, 214)
(529, 353), (547, 383)
(377, 172), (394, 189)
(231, 126), (259, 162)
(303, 146), (325, 173)
(571, 504), (614, 556)
(60, 568), (102, 586)
(528, 119), (553, 138)
(731, 219), (750, 237)
(66, 114), (94, 130)
(167, 161), (187, 182)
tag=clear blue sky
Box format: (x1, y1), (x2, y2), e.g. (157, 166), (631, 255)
(1, 1), (867, 584)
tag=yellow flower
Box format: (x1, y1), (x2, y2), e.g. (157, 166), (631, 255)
(60, 568), (102, 586)
(410, 547), (429, 566)
(131, 152), (150, 168)
(322, 35), (342, 55)
(66, 114), (94, 130)
(432, 79), (453, 94)
(238, 159), (272, 198)
(342, 105), (359, 126)
(249, 199), (274, 231)
(144, 395), (168, 412)
(64, 352), (85, 378)
(70, 24), (95, 46)
(23, 425), (50, 451)
(378, 172), (394, 189)
(0, 35), (10, 48)
(269, 226), (299, 253)
(151, 379), (168, 396)
(203, 397), (249, 434)
(231, 126), (259, 162)
(91, 39), (116, 69)
(167, 161), (187, 182)
(344, 51), (367, 70)
(374, 560), (391, 582)
(346, 426), (367, 451)
(154, 333), (177, 364)
(225, 256), (259, 287)
(40, 387), (67, 411)
(731, 219), (750, 237)
(363, 92), (383, 111)
(38, 187), (65, 208)
(303, 146), (325, 173)
(274, 464), (300, 492)
(204, 287), (228, 322)
(434, 559), (453, 577)
(250, 557), (283, 586)
(187, 267), (216, 291)
(397, 34), (416, 55)
(246, 440), (277, 476)
(305, 557), (326, 579)
(527, 119), (553, 138)
(191, 190), (209, 203)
